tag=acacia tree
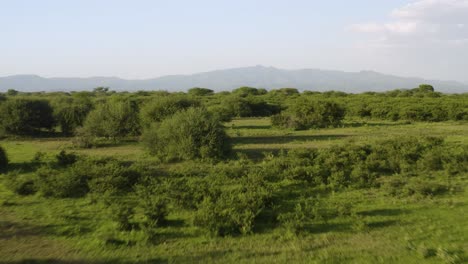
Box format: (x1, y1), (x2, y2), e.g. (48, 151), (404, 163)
(188, 87), (214, 96)
(80, 99), (140, 141)
(142, 107), (231, 161)
(139, 95), (199, 128)
(52, 96), (93, 135)
(271, 98), (345, 130)
(0, 98), (55, 135)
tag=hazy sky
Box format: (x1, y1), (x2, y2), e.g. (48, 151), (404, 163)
(1, 0), (468, 83)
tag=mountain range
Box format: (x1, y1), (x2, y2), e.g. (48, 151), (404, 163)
(1, 66), (467, 93)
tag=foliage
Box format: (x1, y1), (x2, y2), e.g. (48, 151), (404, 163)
(193, 172), (272, 236)
(55, 150), (78, 167)
(0, 98), (55, 135)
(135, 179), (169, 228)
(142, 107), (231, 161)
(272, 98), (345, 130)
(187, 87), (214, 96)
(4, 171), (37, 195)
(81, 99), (140, 140)
(139, 95), (200, 128)
(35, 166), (89, 198)
(52, 96), (92, 135)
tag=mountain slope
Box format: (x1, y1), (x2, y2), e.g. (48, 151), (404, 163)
(1, 66), (466, 93)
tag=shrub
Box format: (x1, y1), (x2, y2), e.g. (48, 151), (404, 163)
(84, 159), (141, 195)
(35, 166), (89, 198)
(4, 172), (37, 195)
(142, 107), (231, 161)
(72, 126), (97, 148)
(52, 96), (92, 135)
(0, 98), (55, 135)
(0, 145), (7, 172)
(81, 99), (140, 141)
(188, 87), (214, 96)
(135, 180), (169, 227)
(55, 150), (78, 167)
(272, 99), (345, 130)
(193, 172), (272, 236)
(110, 203), (135, 231)
(139, 95), (200, 128)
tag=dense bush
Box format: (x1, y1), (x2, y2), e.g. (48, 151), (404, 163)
(52, 96), (92, 135)
(80, 99), (140, 141)
(4, 172), (37, 195)
(187, 87), (214, 96)
(261, 136), (451, 189)
(142, 107), (231, 161)
(29, 157), (142, 198)
(0, 98), (55, 135)
(135, 179), (169, 227)
(139, 95), (200, 128)
(272, 98), (345, 130)
(55, 150), (78, 167)
(35, 166), (89, 198)
(193, 172), (272, 236)
(0, 145), (7, 172)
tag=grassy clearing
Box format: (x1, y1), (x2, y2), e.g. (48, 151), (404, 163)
(0, 118), (467, 263)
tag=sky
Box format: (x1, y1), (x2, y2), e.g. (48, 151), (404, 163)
(1, 0), (468, 83)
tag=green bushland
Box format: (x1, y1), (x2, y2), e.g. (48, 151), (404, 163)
(0, 84), (466, 139)
(0, 98), (55, 135)
(142, 107), (231, 161)
(0, 86), (467, 263)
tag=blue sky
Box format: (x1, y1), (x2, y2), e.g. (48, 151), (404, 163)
(1, 0), (467, 83)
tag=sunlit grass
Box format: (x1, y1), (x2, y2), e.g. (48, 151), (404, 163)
(0, 118), (467, 263)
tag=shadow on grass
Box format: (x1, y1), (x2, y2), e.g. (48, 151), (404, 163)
(367, 220), (399, 229)
(230, 125), (272, 130)
(357, 208), (408, 217)
(233, 134), (348, 145)
(343, 121), (411, 128)
(7, 162), (42, 174)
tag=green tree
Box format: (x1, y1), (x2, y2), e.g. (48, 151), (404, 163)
(139, 95), (200, 128)
(188, 87), (214, 96)
(142, 107), (231, 161)
(417, 84), (435, 93)
(52, 96), (93, 135)
(272, 98), (345, 130)
(0, 98), (55, 135)
(81, 99), (140, 140)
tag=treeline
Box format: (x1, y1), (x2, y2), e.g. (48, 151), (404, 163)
(0, 84), (467, 138)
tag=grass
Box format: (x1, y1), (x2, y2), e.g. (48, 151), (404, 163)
(0, 118), (467, 263)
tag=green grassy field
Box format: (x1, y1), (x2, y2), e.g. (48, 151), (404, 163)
(0, 118), (467, 263)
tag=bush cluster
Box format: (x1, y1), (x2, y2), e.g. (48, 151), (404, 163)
(261, 136), (462, 188)
(142, 107), (231, 161)
(272, 99), (345, 130)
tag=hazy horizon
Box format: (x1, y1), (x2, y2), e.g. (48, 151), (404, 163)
(2, 65), (468, 85)
(2, 0), (468, 83)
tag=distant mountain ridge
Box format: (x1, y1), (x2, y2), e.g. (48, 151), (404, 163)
(1, 66), (467, 93)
